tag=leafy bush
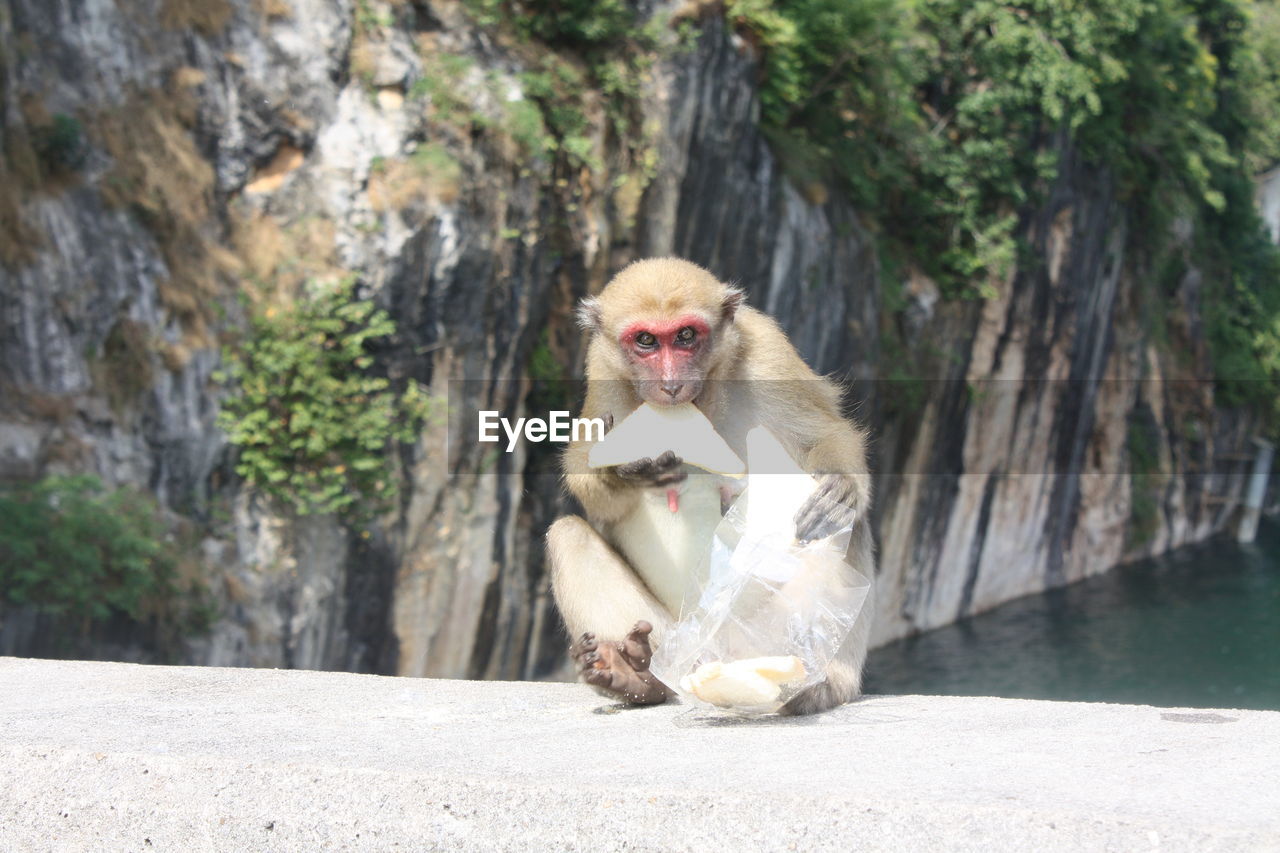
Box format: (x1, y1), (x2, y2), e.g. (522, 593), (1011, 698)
(731, 0), (1280, 423)
(0, 475), (206, 630)
(518, 57), (601, 170)
(463, 0), (644, 54)
(459, 0), (665, 172)
(513, 0), (636, 50)
(34, 114), (88, 175)
(409, 51), (477, 127)
(1201, 172), (1280, 427)
(217, 278), (432, 519)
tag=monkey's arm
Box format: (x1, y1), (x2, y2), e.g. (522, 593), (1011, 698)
(564, 408), (689, 524)
(733, 309), (871, 538)
(563, 437), (640, 525)
(794, 420), (873, 543)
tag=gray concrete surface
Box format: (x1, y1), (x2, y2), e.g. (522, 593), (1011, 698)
(1, 657), (1277, 852)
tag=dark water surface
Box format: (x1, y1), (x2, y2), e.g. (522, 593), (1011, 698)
(864, 520), (1280, 710)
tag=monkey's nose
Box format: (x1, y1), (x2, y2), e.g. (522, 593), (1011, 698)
(661, 382), (684, 399)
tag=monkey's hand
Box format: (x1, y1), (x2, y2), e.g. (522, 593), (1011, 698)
(793, 472), (868, 543)
(614, 450), (688, 488)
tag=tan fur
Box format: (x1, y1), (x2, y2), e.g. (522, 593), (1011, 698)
(549, 258), (875, 714)
(547, 516), (673, 643)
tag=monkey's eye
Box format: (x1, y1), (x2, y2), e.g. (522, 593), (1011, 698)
(675, 327), (697, 344)
(635, 331), (658, 349)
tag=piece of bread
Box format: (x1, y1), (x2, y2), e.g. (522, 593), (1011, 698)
(743, 655), (807, 684)
(587, 403), (745, 476)
(681, 662), (779, 707)
(679, 655), (807, 709)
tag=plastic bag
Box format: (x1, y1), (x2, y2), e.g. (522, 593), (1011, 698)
(649, 427), (872, 716)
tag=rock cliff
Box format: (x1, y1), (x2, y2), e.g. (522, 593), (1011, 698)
(0, 0), (1260, 675)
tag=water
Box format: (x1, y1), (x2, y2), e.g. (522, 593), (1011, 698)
(864, 519), (1280, 710)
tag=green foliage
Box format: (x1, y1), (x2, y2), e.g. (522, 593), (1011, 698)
(460, 0), (664, 173)
(1126, 416), (1165, 548)
(410, 51), (477, 126)
(216, 278), (432, 519)
(1128, 417), (1160, 478)
(736, 0), (1154, 294)
(732, 2), (1234, 278)
(1193, 5), (1280, 430)
(1236, 1), (1280, 173)
(504, 98), (552, 157)
(527, 329), (563, 384)
(355, 0), (393, 32)
(513, 0), (636, 49)
(410, 142), (462, 187)
(1127, 478), (1161, 549)
(461, 0), (646, 55)
(408, 45), (559, 159)
(731, 0), (1280, 426)
(1202, 174), (1280, 426)
(34, 113), (87, 175)
(460, 0), (504, 29)
(526, 328), (574, 412)
(518, 56), (602, 171)
(0, 476), (210, 632)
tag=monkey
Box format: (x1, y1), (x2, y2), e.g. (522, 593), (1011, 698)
(546, 258), (874, 715)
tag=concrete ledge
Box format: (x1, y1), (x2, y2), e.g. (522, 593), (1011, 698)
(1, 657), (1277, 851)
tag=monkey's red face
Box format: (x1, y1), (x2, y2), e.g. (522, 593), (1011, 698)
(619, 315), (710, 406)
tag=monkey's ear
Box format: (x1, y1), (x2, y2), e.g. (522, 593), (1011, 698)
(722, 287), (745, 322)
(576, 296), (603, 332)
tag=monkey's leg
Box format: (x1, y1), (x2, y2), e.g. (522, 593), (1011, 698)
(547, 516), (676, 705)
(778, 620), (869, 715)
(780, 524), (876, 716)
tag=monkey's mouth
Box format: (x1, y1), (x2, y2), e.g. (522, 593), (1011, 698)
(636, 380), (702, 407)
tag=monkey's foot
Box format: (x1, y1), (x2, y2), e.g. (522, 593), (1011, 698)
(571, 621), (672, 706)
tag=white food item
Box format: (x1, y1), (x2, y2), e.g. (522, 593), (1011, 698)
(744, 655), (808, 684)
(742, 426), (818, 538)
(679, 655), (807, 708)
(681, 662), (779, 707)
(587, 403), (745, 476)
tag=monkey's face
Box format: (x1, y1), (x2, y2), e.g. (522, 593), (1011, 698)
(619, 315), (710, 406)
